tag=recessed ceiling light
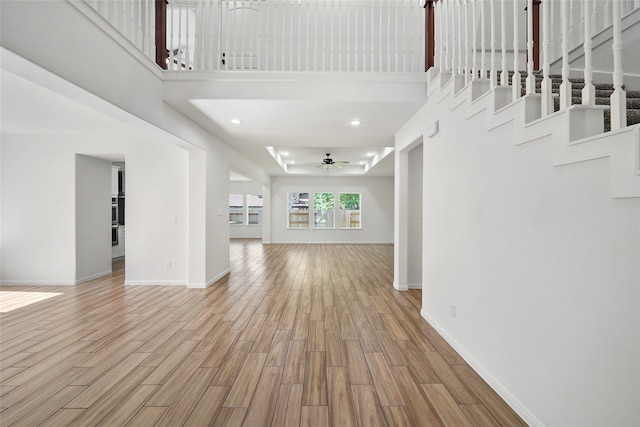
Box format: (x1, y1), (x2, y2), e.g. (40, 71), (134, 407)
(351, 120), (361, 126)
(230, 118), (242, 125)
(280, 151), (289, 156)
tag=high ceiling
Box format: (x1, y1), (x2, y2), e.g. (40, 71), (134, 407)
(164, 72), (428, 179)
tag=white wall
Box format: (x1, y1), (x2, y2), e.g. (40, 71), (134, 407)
(271, 176), (394, 244)
(75, 155), (112, 283)
(397, 79), (640, 425)
(229, 180), (264, 239)
(1, 132), (190, 285)
(407, 143), (423, 288)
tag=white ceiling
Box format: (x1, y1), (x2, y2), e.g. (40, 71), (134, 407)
(166, 72), (428, 179)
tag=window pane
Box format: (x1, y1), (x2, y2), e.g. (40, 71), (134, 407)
(247, 194), (263, 226)
(287, 192), (309, 228)
(314, 193), (335, 229)
(229, 193), (244, 225)
(339, 193), (361, 229)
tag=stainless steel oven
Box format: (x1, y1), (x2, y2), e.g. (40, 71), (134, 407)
(112, 227), (118, 246)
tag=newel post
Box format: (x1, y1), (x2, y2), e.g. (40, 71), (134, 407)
(155, 0), (167, 69)
(425, 0), (438, 71)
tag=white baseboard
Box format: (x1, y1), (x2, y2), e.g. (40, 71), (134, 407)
(407, 282), (422, 289)
(0, 280), (77, 286)
(75, 270), (112, 284)
(188, 268), (231, 289)
(393, 281), (408, 291)
(420, 309), (544, 427)
(1, 270), (111, 286)
(125, 280), (188, 286)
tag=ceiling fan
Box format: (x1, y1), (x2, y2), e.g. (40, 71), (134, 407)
(313, 153), (350, 169)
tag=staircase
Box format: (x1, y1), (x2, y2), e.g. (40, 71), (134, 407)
(516, 73), (640, 131)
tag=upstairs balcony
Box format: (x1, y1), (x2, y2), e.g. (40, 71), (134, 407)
(84, 0), (426, 73)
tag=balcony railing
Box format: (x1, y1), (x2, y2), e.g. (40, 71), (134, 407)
(85, 0), (426, 73)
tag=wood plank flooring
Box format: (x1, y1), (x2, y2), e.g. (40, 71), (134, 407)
(0, 240), (527, 426)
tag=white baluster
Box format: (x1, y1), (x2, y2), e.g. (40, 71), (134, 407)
(184, 4), (191, 70)
(458, 0), (463, 74)
(445, 0), (451, 71)
(308, 1), (312, 71)
(346, 1), (350, 71)
(480, 0), (486, 78)
(464, 0), (469, 83)
(394, 1), (398, 71)
(168, 1), (175, 70)
(434, 1), (440, 70)
(471, 0), (477, 80)
(591, 0), (597, 45)
(582, 0), (595, 105)
(364, 1), (368, 72)
(293, 0), (297, 71)
(386, 0), (390, 72)
(525, 0), (535, 94)
(371, 0), (375, 72)
(541, 0), (553, 116)
(610, 0), (627, 129)
(490, 0), (497, 87)
(512, 0), (521, 99)
(354, 2), (358, 71)
(604, 0), (611, 31)
(136, 0), (143, 51)
(559, 0), (572, 110)
(451, 0), (457, 72)
(500, 0), (508, 86)
(568, 0), (574, 48)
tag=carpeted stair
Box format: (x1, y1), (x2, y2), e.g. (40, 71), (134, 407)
(514, 72), (640, 131)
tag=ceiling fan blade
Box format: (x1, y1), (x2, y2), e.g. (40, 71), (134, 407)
(334, 161), (349, 164)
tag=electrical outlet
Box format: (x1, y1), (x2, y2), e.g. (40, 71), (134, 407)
(449, 304), (456, 318)
(165, 260), (172, 270)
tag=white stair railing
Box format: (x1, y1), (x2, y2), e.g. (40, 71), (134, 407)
(433, 0), (639, 130)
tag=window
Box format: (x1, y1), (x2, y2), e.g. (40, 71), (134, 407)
(229, 194), (244, 225)
(247, 194), (263, 225)
(339, 193), (361, 229)
(313, 192), (335, 229)
(287, 192), (309, 228)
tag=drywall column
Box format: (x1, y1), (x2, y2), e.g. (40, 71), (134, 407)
(394, 148), (409, 291)
(188, 148), (207, 287)
(262, 183), (272, 244)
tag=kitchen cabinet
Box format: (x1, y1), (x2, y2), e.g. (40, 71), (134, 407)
(117, 226), (125, 256)
(111, 166), (120, 196)
(112, 226), (125, 258)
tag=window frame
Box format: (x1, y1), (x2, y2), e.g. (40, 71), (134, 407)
(246, 194), (263, 226)
(338, 192), (362, 229)
(313, 192), (336, 229)
(287, 192), (310, 229)
(228, 193), (244, 226)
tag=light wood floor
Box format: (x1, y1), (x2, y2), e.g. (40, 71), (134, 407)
(0, 240), (527, 426)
